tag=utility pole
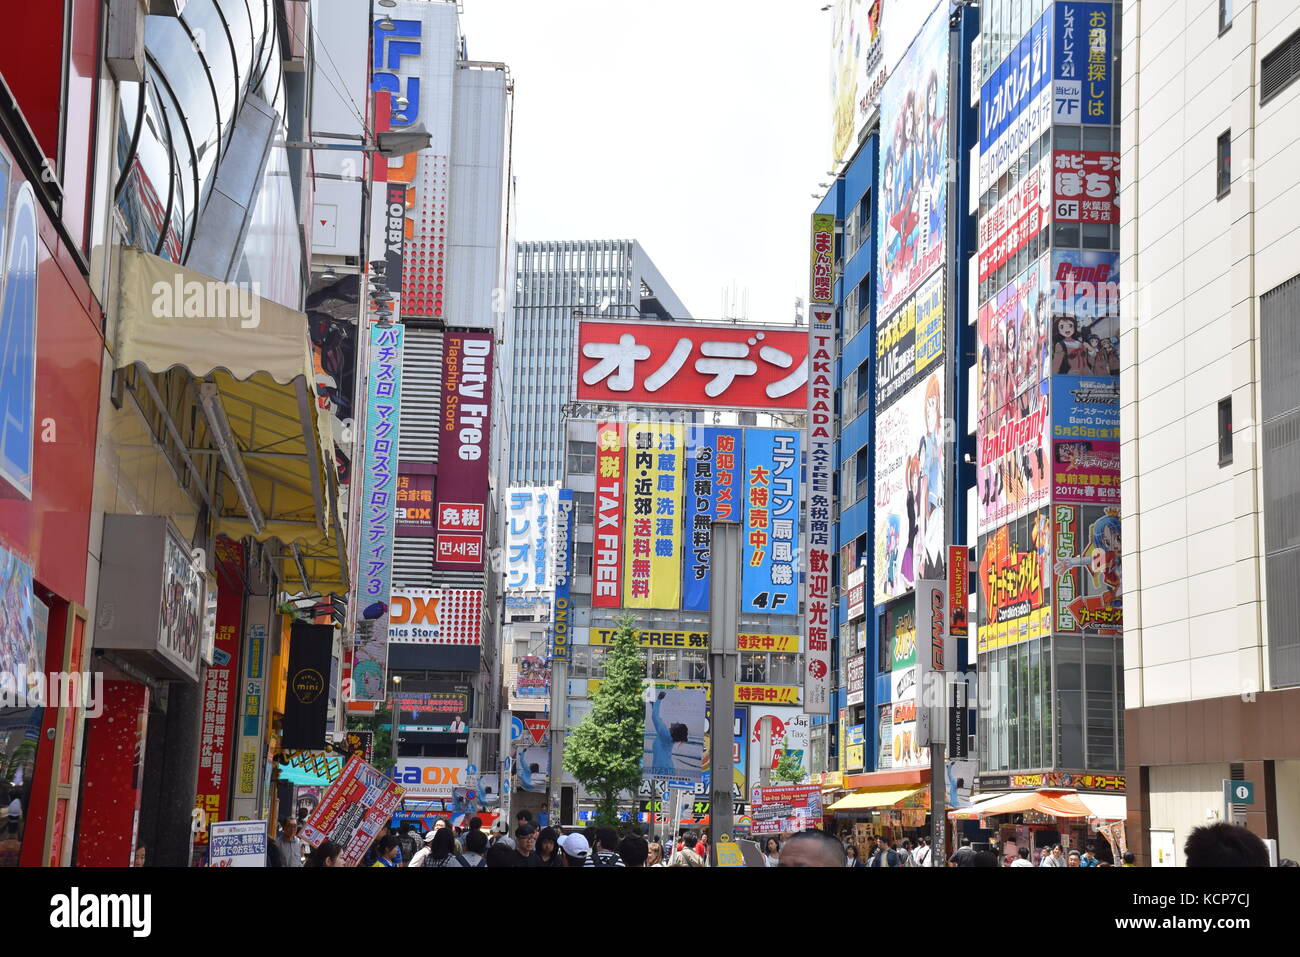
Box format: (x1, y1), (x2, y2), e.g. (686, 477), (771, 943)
(708, 520), (741, 864)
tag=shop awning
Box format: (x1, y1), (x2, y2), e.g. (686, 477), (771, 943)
(947, 789), (1091, 820)
(1077, 793), (1127, 821)
(826, 786), (927, 812)
(114, 248), (340, 585)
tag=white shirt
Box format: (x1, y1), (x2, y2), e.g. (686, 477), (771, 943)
(1011, 858), (1034, 867)
(6, 799), (21, 818)
(914, 844), (932, 867)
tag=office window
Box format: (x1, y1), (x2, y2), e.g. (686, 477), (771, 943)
(574, 489), (594, 526)
(1217, 130), (1232, 198)
(1261, 25), (1300, 104)
(575, 540), (593, 576)
(567, 440), (596, 474)
(1219, 0), (1232, 33)
(1218, 397), (1233, 466)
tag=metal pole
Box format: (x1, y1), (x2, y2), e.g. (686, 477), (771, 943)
(708, 520), (741, 864)
(550, 654), (567, 826)
(930, 715), (946, 864)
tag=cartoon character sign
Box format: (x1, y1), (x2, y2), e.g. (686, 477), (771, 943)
(1052, 506), (1122, 635)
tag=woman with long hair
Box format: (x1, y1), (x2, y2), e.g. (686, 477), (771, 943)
(763, 836), (782, 867)
(304, 841), (340, 867)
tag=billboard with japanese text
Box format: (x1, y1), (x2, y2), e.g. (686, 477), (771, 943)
(742, 428), (801, 614)
(978, 5), (1054, 193)
(877, 2), (949, 318)
(433, 331), (492, 570)
(876, 268), (944, 409)
(576, 319), (809, 411)
(1052, 504), (1122, 635)
(889, 595), (928, 768)
(593, 422), (626, 608)
(1052, 150), (1119, 224)
(300, 755), (405, 866)
(977, 153), (1052, 285)
(623, 423), (685, 609)
(1052, 374), (1119, 505)
(394, 465), (435, 537)
(977, 257), (1051, 429)
(505, 486), (556, 595)
(977, 509), (1052, 653)
(683, 427), (742, 611)
(1052, 1), (1114, 126)
(806, 281), (836, 715)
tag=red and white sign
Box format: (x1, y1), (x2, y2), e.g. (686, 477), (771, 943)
(193, 540), (243, 845)
(750, 784), (823, 836)
(576, 320), (809, 411)
(1052, 150), (1119, 225)
(977, 155), (1051, 284)
(433, 332), (492, 571)
(524, 718), (549, 745)
(300, 755), (406, 867)
(434, 534), (483, 565)
(592, 422), (625, 608)
(436, 502), (485, 533)
(388, 588), (483, 645)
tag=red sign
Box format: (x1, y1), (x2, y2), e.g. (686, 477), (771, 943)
(433, 332), (493, 570)
(524, 719), (549, 745)
(576, 320), (809, 410)
(300, 755), (406, 867)
(435, 534), (483, 565)
(948, 544), (969, 637)
(436, 501), (485, 533)
(193, 540), (244, 845)
(592, 422), (625, 608)
(977, 156), (1051, 283)
(750, 784), (823, 836)
(1052, 150), (1119, 224)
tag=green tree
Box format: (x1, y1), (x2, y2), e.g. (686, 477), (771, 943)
(771, 737), (806, 784)
(564, 613), (645, 824)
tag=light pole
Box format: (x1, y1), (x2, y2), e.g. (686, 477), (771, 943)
(708, 520), (741, 863)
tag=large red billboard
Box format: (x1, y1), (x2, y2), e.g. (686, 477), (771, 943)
(592, 422), (625, 608)
(433, 332), (492, 570)
(575, 320), (809, 410)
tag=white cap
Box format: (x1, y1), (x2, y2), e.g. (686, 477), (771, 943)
(558, 833), (590, 858)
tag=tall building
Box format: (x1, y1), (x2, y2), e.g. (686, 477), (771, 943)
(1121, 0), (1300, 864)
(509, 240), (690, 485)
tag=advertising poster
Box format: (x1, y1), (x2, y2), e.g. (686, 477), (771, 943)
(978, 386), (1051, 535)
(623, 422), (684, 609)
(505, 486), (555, 594)
(748, 707), (810, 785)
(394, 465), (435, 537)
(806, 246), (836, 715)
(875, 268), (945, 409)
(742, 428), (801, 613)
(845, 724), (866, 770)
(642, 687), (707, 782)
(1052, 374), (1120, 504)
(433, 331), (492, 570)
(977, 258), (1050, 432)
(515, 745), (550, 792)
(387, 588), (483, 645)
(733, 708), (749, 803)
(978, 154), (1052, 285)
(300, 755), (406, 867)
(353, 322), (403, 702)
(890, 598), (928, 769)
(877, 703), (893, 770)
(846, 653), (865, 706)
(193, 540), (244, 845)
(683, 427), (742, 611)
(1052, 150), (1119, 224)
(1051, 251), (1120, 373)
(593, 422), (626, 608)
(394, 685), (472, 732)
(1052, 504), (1122, 635)
(207, 821), (267, 867)
(512, 654), (551, 702)
(949, 544), (970, 637)
(0, 172), (37, 501)
(877, 2), (949, 318)
(874, 371), (946, 603)
(751, 784), (823, 836)
(977, 509), (1053, 653)
(576, 320), (810, 411)
(305, 273), (360, 484)
(978, 5), (1054, 192)
(0, 544), (39, 685)
(1053, 1), (1113, 125)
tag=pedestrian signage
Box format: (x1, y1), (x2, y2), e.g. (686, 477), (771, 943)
(208, 820), (267, 867)
(715, 841), (744, 867)
(1223, 780), (1254, 806)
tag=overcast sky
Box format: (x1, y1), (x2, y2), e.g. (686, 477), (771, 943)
(458, 0), (832, 326)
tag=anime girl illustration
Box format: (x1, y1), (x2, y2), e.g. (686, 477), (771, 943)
(1054, 511), (1123, 610)
(923, 69), (946, 248)
(904, 454), (921, 586)
(917, 374), (945, 579)
(885, 513), (902, 592)
(1053, 315), (1093, 375)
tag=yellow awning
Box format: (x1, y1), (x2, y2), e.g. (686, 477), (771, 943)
(114, 247), (339, 585)
(827, 787), (926, 811)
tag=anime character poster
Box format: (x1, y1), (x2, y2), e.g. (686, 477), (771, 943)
(977, 259), (1051, 428)
(976, 509), (1053, 653)
(305, 273), (359, 484)
(877, 2), (949, 318)
(1050, 251), (1120, 376)
(1052, 375), (1120, 505)
(874, 371), (946, 604)
(642, 687), (706, 783)
(1052, 505), (1122, 635)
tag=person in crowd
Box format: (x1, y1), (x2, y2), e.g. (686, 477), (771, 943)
(694, 831), (709, 859)
(461, 828), (488, 867)
(619, 834), (650, 867)
(397, 823), (419, 864)
(362, 824), (395, 867)
(304, 841), (341, 867)
(948, 836), (978, 867)
(558, 832), (590, 866)
(1184, 822), (1270, 867)
(1039, 844), (1065, 867)
(845, 844), (863, 867)
(133, 845), (148, 868)
(422, 828), (469, 867)
(871, 837), (900, 867)
(1066, 850), (1082, 867)
(513, 822), (542, 866)
(914, 836), (933, 866)
(1121, 851), (1137, 867)
(585, 827), (627, 867)
(485, 843), (522, 867)
(274, 818), (308, 868)
(762, 837), (782, 867)
(898, 838), (916, 866)
(407, 830), (437, 868)
(972, 848), (1000, 866)
(1010, 846), (1034, 868)
(777, 830), (848, 868)
(1080, 844), (1101, 867)
(646, 840), (667, 867)
(370, 835), (401, 867)
(536, 827), (563, 867)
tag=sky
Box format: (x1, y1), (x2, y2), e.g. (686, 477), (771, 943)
(457, 0), (833, 326)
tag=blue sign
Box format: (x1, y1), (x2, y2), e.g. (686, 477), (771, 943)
(979, 8), (1053, 151)
(683, 427), (742, 611)
(1051, 375), (1119, 441)
(1053, 1), (1113, 125)
(741, 429), (801, 614)
(510, 715), (524, 741)
(371, 18), (422, 128)
(0, 177), (38, 500)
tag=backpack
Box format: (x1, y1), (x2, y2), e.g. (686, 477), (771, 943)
(886, 849), (900, 867)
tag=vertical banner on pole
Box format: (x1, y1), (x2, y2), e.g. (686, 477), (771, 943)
(550, 489), (574, 662)
(804, 213), (836, 715)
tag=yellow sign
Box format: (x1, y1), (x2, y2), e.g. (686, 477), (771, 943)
(846, 744), (864, 768)
(590, 628), (708, 648)
(623, 423), (684, 609)
(734, 684), (800, 705)
(736, 634), (800, 652)
(715, 841), (745, 867)
(976, 605), (1052, 653)
(587, 679), (711, 701)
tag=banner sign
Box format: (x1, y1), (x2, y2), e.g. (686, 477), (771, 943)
(234, 616), (268, 799)
(977, 510), (1053, 652)
(979, 5), (1054, 193)
(576, 319), (809, 411)
(505, 486), (555, 593)
(949, 544), (969, 637)
(876, 268), (944, 409)
(750, 785), (823, 836)
(810, 213), (835, 303)
(433, 331), (493, 570)
(683, 427), (742, 611)
(193, 541), (243, 845)
(890, 599), (928, 768)
(736, 633), (800, 653)
(846, 653), (865, 706)
(642, 687), (707, 782)
(550, 488), (574, 662)
(593, 422), (626, 608)
(301, 755), (406, 865)
(978, 387), (1050, 534)
(742, 428), (801, 613)
(283, 622), (333, 750)
(917, 576), (953, 673)
(1052, 150), (1119, 224)
(394, 466), (435, 537)
(847, 565), (867, 621)
(976, 258), (1049, 429)
(805, 290), (835, 716)
(1053, 1), (1113, 126)
(877, 3), (949, 318)
(394, 686), (471, 731)
(1052, 504), (1122, 635)
(391, 757), (471, 798)
(1052, 374), (1120, 504)
(977, 154), (1051, 284)
(624, 422), (685, 609)
(734, 685), (801, 705)
(591, 627), (709, 649)
(388, 588), (483, 645)
(354, 322), (403, 702)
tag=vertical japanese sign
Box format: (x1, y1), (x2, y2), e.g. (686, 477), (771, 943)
(193, 540), (244, 845)
(233, 613), (267, 802)
(742, 428), (801, 614)
(394, 465), (435, 536)
(505, 487), (555, 594)
(624, 423), (684, 609)
(550, 488), (574, 662)
(1052, 150), (1119, 224)
(806, 213), (836, 716)
(593, 422), (626, 608)
(434, 331), (492, 570)
(1053, 1), (1113, 126)
(683, 427), (742, 611)
(1052, 504), (1122, 635)
(948, 544), (969, 637)
(353, 323), (403, 703)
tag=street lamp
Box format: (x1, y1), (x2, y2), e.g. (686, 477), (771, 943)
(282, 126), (433, 158)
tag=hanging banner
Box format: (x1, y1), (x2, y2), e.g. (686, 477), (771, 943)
(750, 785), (823, 836)
(741, 428), (801, 614)
(810, 213), (835, 304)
(876, 268), (945, 410)
(593, 421), (626, 608)
(1052, 504), (1122, 636)
(433, 331), (493, 570)
(1052, 374), (1120, 505)
(550, 488), (574, 662)
(642, 687), (707, 782)
(890, 597), (928, 769)
(300, 755), (406, 866)
(353, 323), (403, 702)
(949, 544), (969, 638)
(683, 427), (742, 611)
(806, 221), (836, 717)
(623, 422), (685, 609)
(505, 486), (555, 594)
(977, 509), (1053, 653)
(1053, 1), (1113, 126)
(282, 622), (334, 750)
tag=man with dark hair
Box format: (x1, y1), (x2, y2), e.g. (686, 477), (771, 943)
(585, 826), (627, 867)
(949, 836), (977, 867)
(619, 834), (650, 867)
(462, 828), (489, 866)
(513, 822), (542, 866)
(1010, 846), (1034, 867)
(1184, 823), (1270, 867)
(485, 842), (522, 867)
(777, 829), (848, 867)
(1121, 851), (1136, 867)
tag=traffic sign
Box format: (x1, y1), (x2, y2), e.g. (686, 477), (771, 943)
(466, 764), (477, 777)
(510, 715), (524, 741)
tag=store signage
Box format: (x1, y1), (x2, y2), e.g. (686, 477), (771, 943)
(591, 628), (709, 649)
(948, 545), (969, 637)
(208, 821), (267, 867)
(805, 264), (836, 715)
(592, 422), (625, 608)
(388, 588), (483, 645)
(741, 428), (801, 614)
(505, 486), (555, 593)
(977, 155), (1051, 283)
(847, 565), (866, 621)
(1052, 150), (1118, 224)
(979, 6), (1054, 192)
(301, 755), (406, 866)
(434, 332), (492, 570)
(391, 758), (471, 798)
(846, 654), (865, 707)
(193, 541), (243, 845)
(550, 489), (574, 662)
(810, 213), (835, 304)
(282, 622), (332, 750)
(1053, 1), (1113, 125)
(394, 466), (434, 537)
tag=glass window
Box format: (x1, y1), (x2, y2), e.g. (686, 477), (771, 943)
(740, 653), (768, 684)
(575, 490), (594, 526)
(682, 649), (709, 682)
(569, 645), (589, 678)
(1081, 223), (1112, 249)
(575, 540), (593, 577)
(648, 649), (677, 680)
(567, 440), (596, 474)
(1220, 0), (1232, 33)
(1081, 125), (1111, 151)
(1085, 639), (1117, 770)
(1217, 130), (1232, 197)
(1055, 638), (1084, 769)
(770, 653), (801, 686)
(1055, 125), (1082, 150)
